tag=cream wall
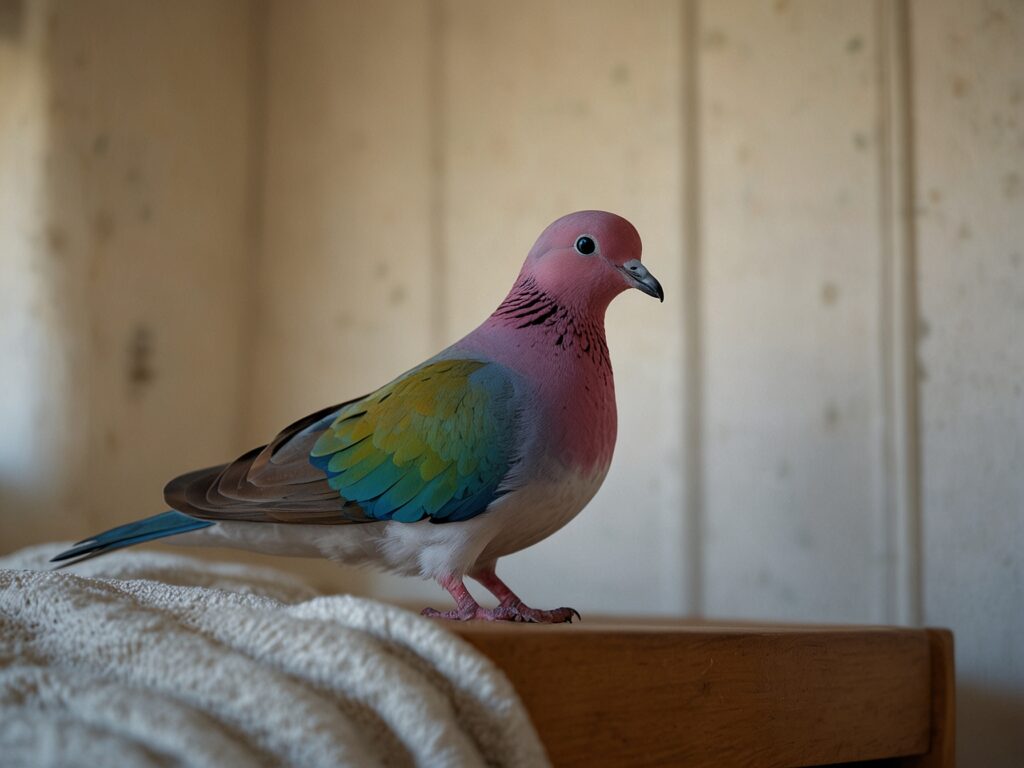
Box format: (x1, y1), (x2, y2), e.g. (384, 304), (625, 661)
(0, 0), (256, 548)
(0, 1), (1021, 764)
(0, 0), (66, 546)
(913, 1), (1024, 762)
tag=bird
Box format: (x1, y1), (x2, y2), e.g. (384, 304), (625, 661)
(52, 210), (663, 622)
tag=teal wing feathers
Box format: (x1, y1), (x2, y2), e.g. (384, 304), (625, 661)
(162, 359), (521, 525)
(310, 360), (520, 523)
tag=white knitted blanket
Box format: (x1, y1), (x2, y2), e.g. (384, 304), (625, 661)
(0, 545), (548, 768)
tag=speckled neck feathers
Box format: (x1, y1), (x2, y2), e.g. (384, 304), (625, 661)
(490, 275), (613, 378)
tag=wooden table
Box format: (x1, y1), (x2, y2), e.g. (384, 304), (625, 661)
(453, 621), (954, 767)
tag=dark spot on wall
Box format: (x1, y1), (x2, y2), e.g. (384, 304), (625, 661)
(93, 210), (115, 242)
(104, 429), (119, 455)
(1010, 82), (1023, 106)
(928, 187), (943, 204)
(1003, 171), (1021, 199)
(982, 7), (1007, 28)
(375, 263), (390, 279)
(795, 526), (814, 549)
(0, 0), (24, 40)
(774, 0), (790, 13)
(821, 282), (839, 306)
(845, 36), (863, 54)
(951, 75), (970, 99)
(73, 51), (88, 69)
(957, 222), (973, 240)
(703, 28), (727, 51)
(918, 361), (929, 383)
(570, 99), (591, 117)
(1010, 252), (1021, 269)
(852, 132), (869, 151)
(92, 133), (109, 156)
(47, 225), (67, 256)
(776, 458), (791, 479)
(125, 167), (142, 185)
(139, 204), (152, 223)
(127, 325), (155, 393)
(389, 284), (406, 304)
(918, 316), (931, 339)
(609, 63), (630, 84)
(823, 402), (840, 430)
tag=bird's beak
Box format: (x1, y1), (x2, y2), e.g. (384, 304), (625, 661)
(618, 259), (664, 302)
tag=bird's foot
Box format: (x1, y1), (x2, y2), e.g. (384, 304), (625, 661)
(420, 604), (493, 621)
(494, 597), (581, 624)
(421, 598), (580, 623)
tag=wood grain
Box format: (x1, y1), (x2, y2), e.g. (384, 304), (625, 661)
(897, 629), (955, 768)
(454, 621), (945, 767)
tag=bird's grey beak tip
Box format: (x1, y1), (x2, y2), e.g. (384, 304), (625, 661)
(620, 259), (664, 303)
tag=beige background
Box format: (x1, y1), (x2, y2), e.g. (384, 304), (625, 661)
(1, 1), (1021, 764)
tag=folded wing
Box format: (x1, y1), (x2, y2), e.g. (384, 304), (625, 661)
(164, 359), (521, 525)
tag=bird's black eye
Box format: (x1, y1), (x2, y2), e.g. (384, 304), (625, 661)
(574, 236), (596, 255)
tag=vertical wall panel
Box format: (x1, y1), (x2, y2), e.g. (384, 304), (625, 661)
(1, 0), (256, 551)
(250, 0), (436, 590)
(698, 0), (887, 621)
(0, 0), (80, 548)
(425, 0), (689, 614)
(911, 1), (1024, 765)
(877, 0), (923, 628)
(250, 0), (436, 439)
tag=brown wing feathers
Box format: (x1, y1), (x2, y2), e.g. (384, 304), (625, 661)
(163, 398), (371, 525)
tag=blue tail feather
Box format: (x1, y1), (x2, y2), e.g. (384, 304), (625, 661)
(50, 511), (213, 567)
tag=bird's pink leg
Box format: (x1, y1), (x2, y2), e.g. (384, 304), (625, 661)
(469, 566), (581, 624)
(421, 573), (492, 620)
(421, 571), (580, 622)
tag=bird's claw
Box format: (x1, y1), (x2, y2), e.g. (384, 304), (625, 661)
(421, 605), (485, 621)
(421, 602), (581, 624)
(513, 605), (580, 624)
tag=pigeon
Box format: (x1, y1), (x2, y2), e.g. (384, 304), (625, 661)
(52, 210), (663, 622)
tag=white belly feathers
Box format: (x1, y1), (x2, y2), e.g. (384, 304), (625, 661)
(173, 464), (607, 581)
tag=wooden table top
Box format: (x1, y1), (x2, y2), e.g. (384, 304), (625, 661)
(451, 620), (954, 768)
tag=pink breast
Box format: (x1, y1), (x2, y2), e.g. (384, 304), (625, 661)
(466, 307), (619, 475)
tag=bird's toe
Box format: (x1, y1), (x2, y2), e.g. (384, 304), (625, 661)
(511, 605), (581, 624)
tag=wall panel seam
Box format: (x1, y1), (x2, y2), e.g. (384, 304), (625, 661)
(876, 0), (923, 626)
(235, 0), (269, 452)
(682, 0), (704, 617)
(428, 0), (447, 349)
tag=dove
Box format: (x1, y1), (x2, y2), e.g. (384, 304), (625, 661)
(52, 210), (663, 622)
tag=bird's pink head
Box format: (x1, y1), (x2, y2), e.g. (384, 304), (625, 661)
(519, 211), (663, 313)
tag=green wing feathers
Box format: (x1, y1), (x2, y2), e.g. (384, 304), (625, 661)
(309, 360), (520, 523)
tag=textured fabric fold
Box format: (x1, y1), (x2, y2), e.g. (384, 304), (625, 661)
(0, 545), (548, 768)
